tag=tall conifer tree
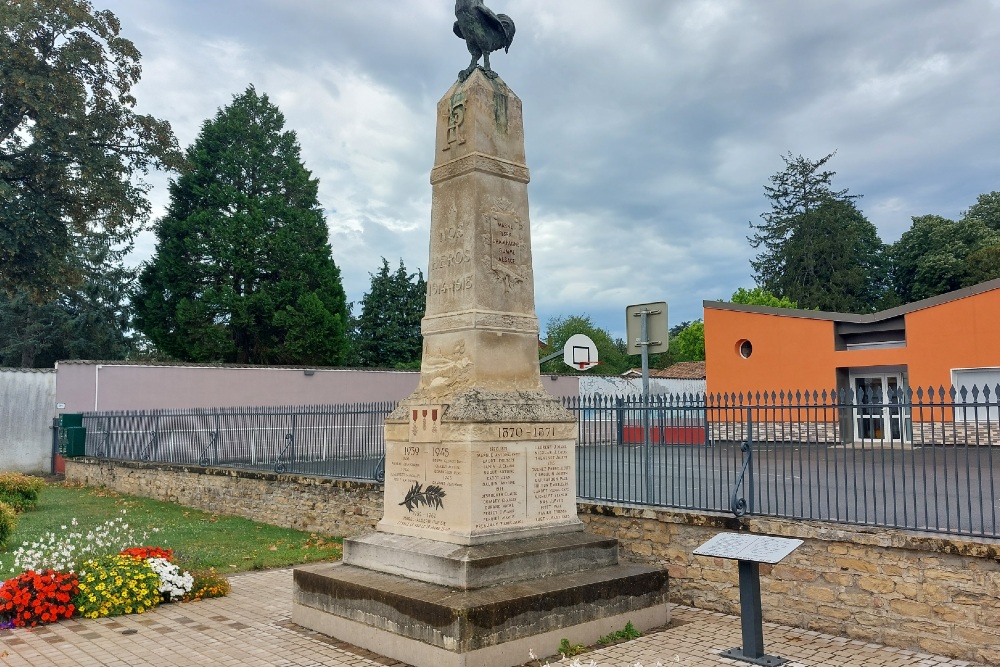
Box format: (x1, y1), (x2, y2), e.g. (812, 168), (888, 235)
(749, 152), (887, 313)
(352, 258), (426, 368)
(135, 87), (349, 365)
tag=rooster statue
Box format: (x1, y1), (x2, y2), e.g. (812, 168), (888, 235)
(453, 0), (515, 81)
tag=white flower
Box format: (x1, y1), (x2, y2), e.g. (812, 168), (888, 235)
(11, 515), (145, 573)
(147, 557), (194, 600)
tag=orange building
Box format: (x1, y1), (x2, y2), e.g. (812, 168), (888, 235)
(704, 278), (1000, 443)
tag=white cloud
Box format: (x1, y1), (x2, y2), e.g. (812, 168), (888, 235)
(105, 0), (1000, 331)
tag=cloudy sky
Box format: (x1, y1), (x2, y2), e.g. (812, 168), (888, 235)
(101, 0), (1000, 340)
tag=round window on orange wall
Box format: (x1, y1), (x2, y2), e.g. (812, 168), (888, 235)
(737, 339), (752, 359)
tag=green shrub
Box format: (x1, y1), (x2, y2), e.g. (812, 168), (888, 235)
(0, 501), (17, 546)
(597, 620), (642, 645)
(73, 555), (162, 618)
(0, 473), (45, 512)
(558, 638), (585, 657)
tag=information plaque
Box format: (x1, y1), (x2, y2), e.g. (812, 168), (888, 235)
(694, 533), (803, 667)
(693, 533), (802, 564)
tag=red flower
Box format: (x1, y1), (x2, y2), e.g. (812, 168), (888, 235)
(0, 571), (80, 628)
(120, 546), (174, 561)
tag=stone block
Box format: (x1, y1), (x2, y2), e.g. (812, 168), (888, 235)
(857, 576), (895, 594)
(889, 598), (933, 618)
(834, 557), (880, 574)
(801, 584), (838, 603)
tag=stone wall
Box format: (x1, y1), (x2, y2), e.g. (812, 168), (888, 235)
(579, 503), (1000, 666)
(64, 458), (382, 537)
(65, 458), (1000, 665)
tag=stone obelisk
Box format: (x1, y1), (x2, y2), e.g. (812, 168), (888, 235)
(293, 70), (668, 667)
(376, 70), (580, 545)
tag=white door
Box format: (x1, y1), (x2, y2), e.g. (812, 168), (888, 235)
(853, 374), (907, 442)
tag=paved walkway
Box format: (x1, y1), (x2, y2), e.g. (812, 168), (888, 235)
(0, 568), (987, 667)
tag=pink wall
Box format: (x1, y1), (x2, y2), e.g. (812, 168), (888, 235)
(54, 362), (580, 414)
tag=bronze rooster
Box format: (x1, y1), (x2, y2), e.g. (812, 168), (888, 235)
(453, 0), (515, 81)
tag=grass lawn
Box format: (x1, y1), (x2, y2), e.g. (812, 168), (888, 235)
(1, 482), (342, 577)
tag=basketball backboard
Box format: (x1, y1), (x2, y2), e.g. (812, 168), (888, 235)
(563, 333), (599, 370)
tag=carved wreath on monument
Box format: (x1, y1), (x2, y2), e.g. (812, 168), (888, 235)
(481, 196), (527, 292)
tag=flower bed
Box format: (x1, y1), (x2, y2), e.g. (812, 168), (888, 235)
(0, 512), (228, 629)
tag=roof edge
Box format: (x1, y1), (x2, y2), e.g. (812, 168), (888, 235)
(704, 277), (1000, 322)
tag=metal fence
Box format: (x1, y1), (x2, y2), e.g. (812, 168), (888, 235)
(81, 402), (395, 482)
(568, 385), (1000, 538)
(76, 385), (1000, 538)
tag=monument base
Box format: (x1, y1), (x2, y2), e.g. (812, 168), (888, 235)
(343, 530), (619, 589)
(293, 560), (669, 667)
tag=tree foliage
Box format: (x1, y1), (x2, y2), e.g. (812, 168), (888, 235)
(889, 213), (1000, 303)
(0, 0), (181, 300)
(134, 87), (349, 365)
(0, 233), (135, 367)
(351, 258), (426, 368)
(749, 152), (887, 313)
(963, 191), (1000, 234)
(671, 321), (705, 362)
(729, 287), (799, 309)
(539, 315), (631, 376)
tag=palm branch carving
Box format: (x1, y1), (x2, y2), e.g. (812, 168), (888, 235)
(399, 482), (447, 512)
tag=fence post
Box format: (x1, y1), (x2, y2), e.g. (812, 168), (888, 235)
(747, 406), (754, 515)
(731, 405), (754, 517)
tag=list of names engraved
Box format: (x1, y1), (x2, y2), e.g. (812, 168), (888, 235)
(431, 445), (465, 489)
(474, 445), (525, 531)
(389, 443), (426, 484)
(529, 441), (574, 522)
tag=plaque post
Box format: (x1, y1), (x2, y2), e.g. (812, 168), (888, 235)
(693, 533), (803, 667)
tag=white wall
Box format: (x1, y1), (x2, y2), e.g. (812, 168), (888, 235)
(580, 375), (705, 397)
(54, 362), (582, 414)
(0, 369), (56, 474)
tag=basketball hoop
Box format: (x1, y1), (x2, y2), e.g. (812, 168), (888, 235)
(563, 334), (599, 372)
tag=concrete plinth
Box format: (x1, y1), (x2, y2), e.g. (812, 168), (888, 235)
(293, 561), (669, 667)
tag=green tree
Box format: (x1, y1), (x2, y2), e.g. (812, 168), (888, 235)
(963, 191), (1000, 234)
(749, 153), (887, 313)
(351, 258), (426, 368)
(671, 321), (705, 362)
(0, 233), (135, 367)
(540, 315), (631, 376)
(0, 0), (181, 300)
(889, 214), (1000, 303)
(134, 87), (349, 365)
(729, 287), (799, 308)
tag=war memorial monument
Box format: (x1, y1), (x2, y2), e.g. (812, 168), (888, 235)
(292, 4), (670, 666)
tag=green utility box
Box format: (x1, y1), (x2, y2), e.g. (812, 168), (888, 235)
(59, 414), (87, 457)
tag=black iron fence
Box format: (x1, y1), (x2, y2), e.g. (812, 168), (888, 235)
(568, 385), (1000, 538)
(73, 385), (1000, 538)
(80, 402), (395, 482)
